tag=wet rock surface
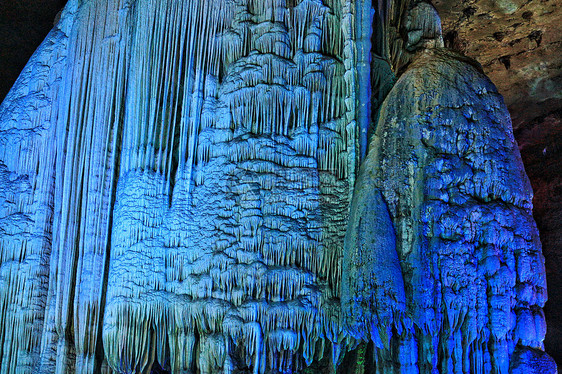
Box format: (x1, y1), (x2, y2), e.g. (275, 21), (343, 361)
(346, 47), (554, 373)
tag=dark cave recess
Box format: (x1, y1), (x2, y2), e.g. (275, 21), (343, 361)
(0, 0), (67, 102)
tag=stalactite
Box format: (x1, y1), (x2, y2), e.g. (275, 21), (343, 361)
(100, 0), (357, 372)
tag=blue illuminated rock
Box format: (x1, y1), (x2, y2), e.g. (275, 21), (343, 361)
(343, 47), (555, 373)
(0, 0), (555, 373)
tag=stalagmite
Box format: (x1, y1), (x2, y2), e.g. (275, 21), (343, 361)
(0, 0), (556, 373)
(343, 46), (556, 374)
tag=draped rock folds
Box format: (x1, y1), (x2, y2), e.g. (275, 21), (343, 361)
(0, 0), (555, 373)
(1, 0), (357, 372)
(104, 0), (356, 372)
(345, 48), (555, 373)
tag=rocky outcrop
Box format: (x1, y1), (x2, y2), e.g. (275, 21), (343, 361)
(433, 0), (562, 130)
(0, 0), (360, 371)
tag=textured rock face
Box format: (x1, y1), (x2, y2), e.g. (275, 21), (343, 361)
(432, 0), (562, 362)
(102, 1), (355, 372)
(516, 111), (562, 363)
(0, 0), (358, 372)
(344, 47), (554, 373)
(433, 0), (562, 130)
(0, 0), (555, 373)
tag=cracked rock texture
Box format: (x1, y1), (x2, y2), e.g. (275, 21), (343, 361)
(0, 0), (557, 373)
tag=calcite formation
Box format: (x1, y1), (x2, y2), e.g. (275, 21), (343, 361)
(0, 0), (556, 373)
(433, 0), (562, 360)
(343, 48), (556, 374)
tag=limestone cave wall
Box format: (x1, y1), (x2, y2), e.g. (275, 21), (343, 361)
(0, 0), (559, 372)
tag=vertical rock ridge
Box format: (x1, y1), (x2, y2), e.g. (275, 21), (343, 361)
(43, 0), (129, 370)
(0, 2), (78, 372)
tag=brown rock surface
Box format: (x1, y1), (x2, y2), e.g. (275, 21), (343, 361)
(434, 0), (562, 129)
